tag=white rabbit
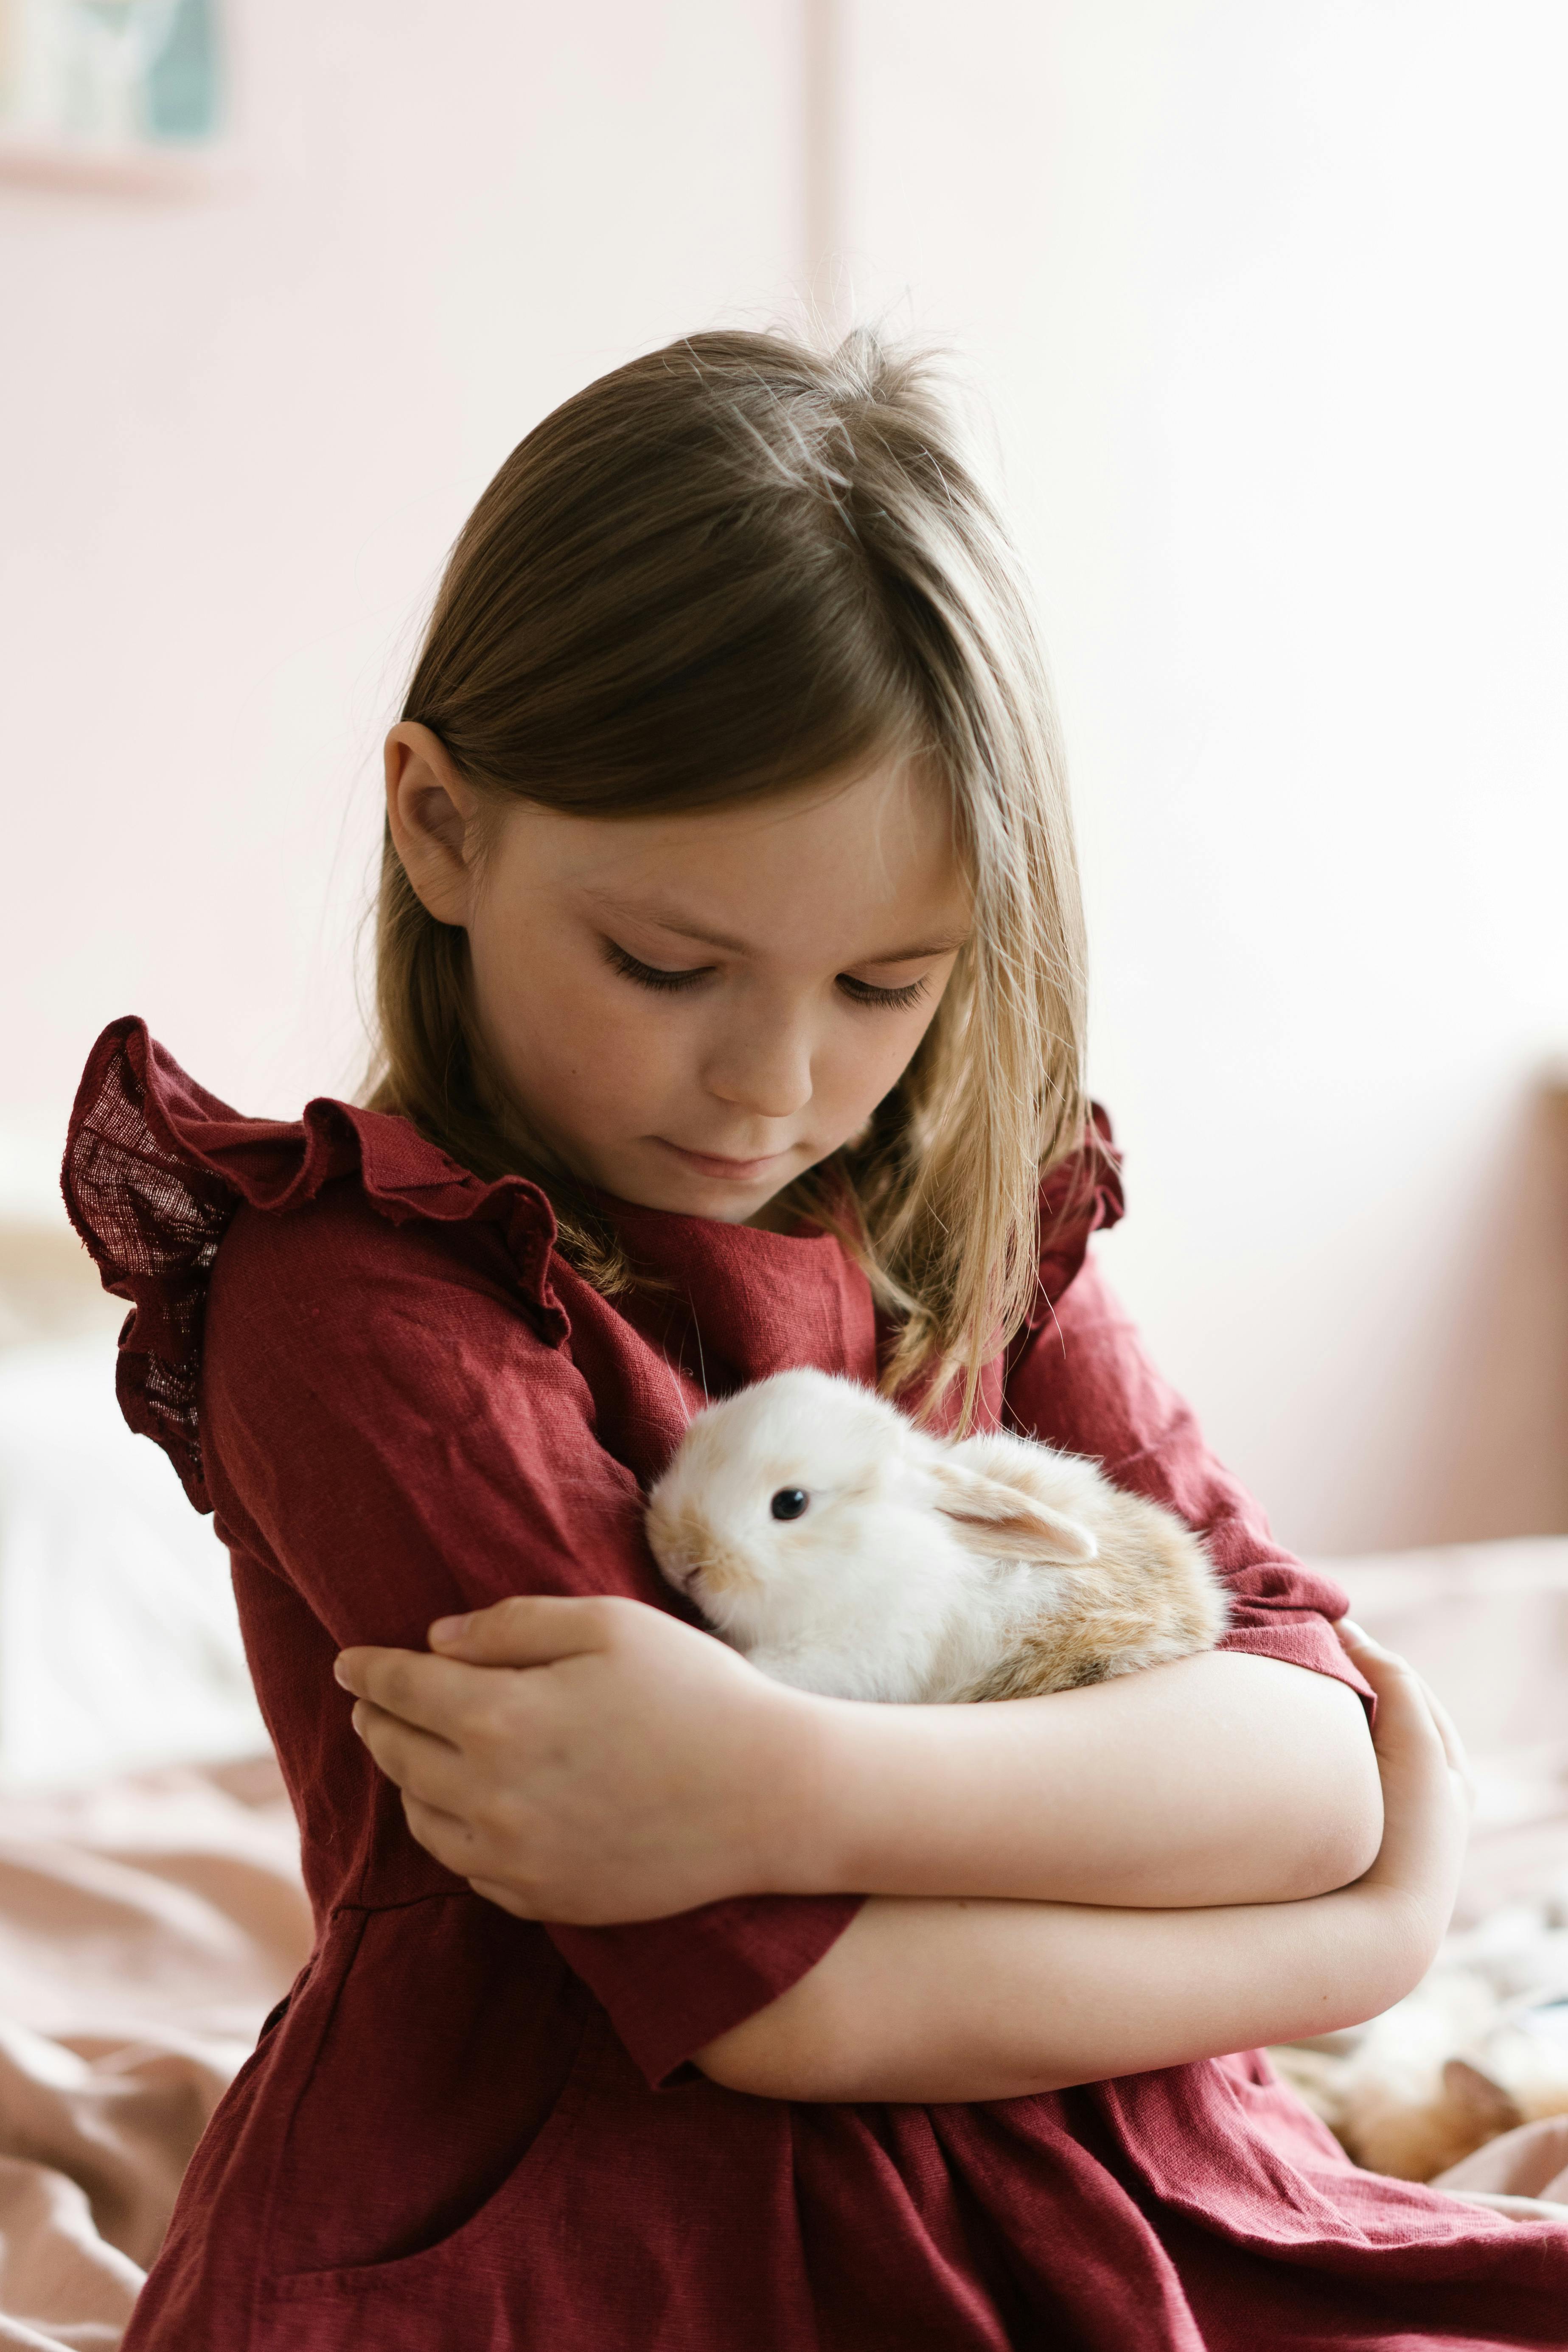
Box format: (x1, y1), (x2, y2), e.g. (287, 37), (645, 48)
(645, 1368), (1228, 1703)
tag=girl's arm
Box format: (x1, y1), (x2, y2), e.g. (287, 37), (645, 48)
(339, 1592), (1378, 1927)
(693, 1631), (1466, 2103)
(790, 1646), (1380, 1910)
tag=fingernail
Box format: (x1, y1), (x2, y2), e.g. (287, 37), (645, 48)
(349, 1704), (364, 1738)
(429, 1613), (471, 1645)
(332, 1657), (351, 1687)
(1338, 1619), (1370, 1644)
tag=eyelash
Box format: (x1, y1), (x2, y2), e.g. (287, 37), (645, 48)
(602, 941), (708, 994)
(836, 973), (931, 1011)
(601, 941), (931, 1011)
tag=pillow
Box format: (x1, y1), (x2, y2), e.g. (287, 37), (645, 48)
(0, 1317), (266, 1789)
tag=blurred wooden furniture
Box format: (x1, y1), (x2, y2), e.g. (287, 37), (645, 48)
(0, 1223), (123, 1352)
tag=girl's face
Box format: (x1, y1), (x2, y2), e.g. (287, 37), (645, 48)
(387, 725), (969, 1225)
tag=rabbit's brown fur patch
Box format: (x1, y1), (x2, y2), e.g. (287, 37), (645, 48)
(949, 1455), (1227, 1700)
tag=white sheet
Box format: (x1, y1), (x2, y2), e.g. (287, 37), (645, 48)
(0, 1339), (265, 1790)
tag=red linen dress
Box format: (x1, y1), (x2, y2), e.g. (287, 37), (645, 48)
(63, 1019), (1568, 2351)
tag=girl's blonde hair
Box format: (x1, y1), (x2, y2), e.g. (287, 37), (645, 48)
(368, 327), (1088, 1415)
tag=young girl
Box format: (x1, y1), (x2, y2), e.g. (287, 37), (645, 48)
(65, 330), (1566, 2350)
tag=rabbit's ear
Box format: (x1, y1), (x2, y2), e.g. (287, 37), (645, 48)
(928, 1457), (1099, 1565)
(1440, 2059), (1523, 2139)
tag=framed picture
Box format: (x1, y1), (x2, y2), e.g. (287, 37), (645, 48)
(0, 0), (227, 193)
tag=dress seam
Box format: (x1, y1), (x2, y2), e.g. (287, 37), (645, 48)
(242, 1904), (371, 2352)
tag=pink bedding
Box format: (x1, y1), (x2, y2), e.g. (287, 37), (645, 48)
(0, 1758), (308, 2350)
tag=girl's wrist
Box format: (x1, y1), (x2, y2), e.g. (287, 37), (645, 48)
(744, 1681), (879, 1899)
(758, 1687), (938, 1899)
(1309, 1878), (1443, 2035)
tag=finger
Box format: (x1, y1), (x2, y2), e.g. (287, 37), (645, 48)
(1335, 1619), (1395, 1676)
(398, 1792), (538, 1903)
(466, 1875), (541, 1921)
(398, 1788), (488, 1876)
(1336, 1622), (1408, 1680)
(351, 1698), (471, 1810)
(426, 1592), (629, 1666)
(1415, 1679), (1472, 1785)
(1338, 1625), (1468, 1777)
(1335, 1630), (1438, 1741)
(1335, 1619), (1404, 1671)
(335, 1645), (493, 1737)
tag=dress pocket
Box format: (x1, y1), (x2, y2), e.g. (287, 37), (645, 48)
(255, 2021), (605, 2351)
(249, 1895), (608, 2349)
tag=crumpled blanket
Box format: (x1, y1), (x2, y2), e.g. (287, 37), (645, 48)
(1441, 2113), (1568, 2207)
(0, 1757), (309, 2350)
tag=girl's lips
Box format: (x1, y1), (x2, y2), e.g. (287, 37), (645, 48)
(654, 1138), (791, 1183)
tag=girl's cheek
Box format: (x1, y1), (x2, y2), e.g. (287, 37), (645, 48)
(836, 1015), (925, 1110)
(556, 990), (681, 1110)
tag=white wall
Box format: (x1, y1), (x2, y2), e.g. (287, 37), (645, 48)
(4, 1), (1565, 1556)
(842, 0), (1568, 1552)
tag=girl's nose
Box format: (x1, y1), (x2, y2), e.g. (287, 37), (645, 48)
(704, 1017), (814, 1121)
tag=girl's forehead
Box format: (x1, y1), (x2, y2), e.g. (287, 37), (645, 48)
(502, 762), (971, 953)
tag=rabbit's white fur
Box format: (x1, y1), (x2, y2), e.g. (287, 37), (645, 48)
(645, 1368), (1228, 1702)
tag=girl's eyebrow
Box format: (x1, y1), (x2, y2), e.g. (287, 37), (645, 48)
(850, 934), (972, 965)
(588, 892), (969, 965)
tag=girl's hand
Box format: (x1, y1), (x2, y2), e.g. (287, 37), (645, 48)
(1335, 1619), (1472, 1975)
(334, 1595), (824, 1925)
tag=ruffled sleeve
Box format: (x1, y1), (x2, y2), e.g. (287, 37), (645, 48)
(60, 1016), (566, 1511)
(1005, 1110), (1372, 1713)
(1032, 1102), (1126, 1311)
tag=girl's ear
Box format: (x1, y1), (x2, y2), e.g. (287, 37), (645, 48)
(384, 721), (486, 927)
(928, 1457), (1099, 1565)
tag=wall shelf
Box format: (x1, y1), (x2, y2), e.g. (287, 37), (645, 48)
(0, 134), (233, 197)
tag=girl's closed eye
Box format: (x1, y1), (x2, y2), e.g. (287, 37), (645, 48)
(602, 939), (713, 993)
(602, 936), (931, 1013)
(837, 973), (931, 1011)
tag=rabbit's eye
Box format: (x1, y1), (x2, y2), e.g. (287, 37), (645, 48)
(770, 1488), (810, 1522)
